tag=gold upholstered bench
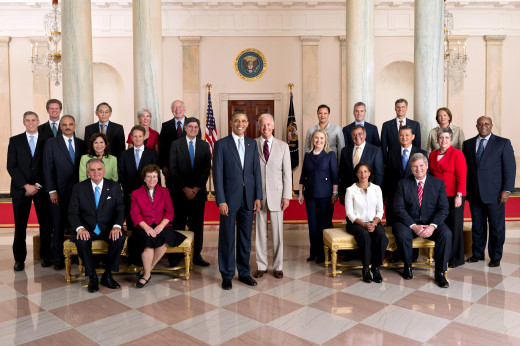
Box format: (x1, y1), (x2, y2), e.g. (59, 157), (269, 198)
(63, 230), (194, 282)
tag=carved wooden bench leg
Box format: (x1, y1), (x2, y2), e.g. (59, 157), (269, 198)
(427, 248), (434, 265)
(64, 250), (72, 283)
(324, 245), (330, 268)
(331, 248), (338, 278)
(184, 247), (191, 280)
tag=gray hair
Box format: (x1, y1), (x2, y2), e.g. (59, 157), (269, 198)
(437, 127), (453, 141)
(170, 100), (185, 108)
(257, 113), (274, 125)
(353, 102), (366, 111)
(86, 158), (105, 171)
(410, 153), (428, 166)
(137, 108), (152, 119)
(23, 111), (39, 121)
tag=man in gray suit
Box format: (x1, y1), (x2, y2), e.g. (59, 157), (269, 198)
(253, 114), (292, 279)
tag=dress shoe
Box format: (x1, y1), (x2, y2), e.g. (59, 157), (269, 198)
(273, 270), (284, 279)
(362, 266), (372, 283)
(54, 261), (65, 270)
(467, 255), (484, 263)
(193, 256), (210, 267)
(41, 259), (51, 268)
(371, 267), (383, 283)
(306, 256), (316, 262)
(13, 262), (24, 271)
(253, 270), (267, 278)
(489, 259), (501, 267)
(222, 278), (232, 290)
(434, 272), (450, 288)
(315, 257), (325, 264)
(136, 270), (144, 280)
(88, 275), (99, 293)
(100, 273), (120, 289)
(402, 263), (413, 280)
(239, 275), (257, 286)
(136, 275), (151, 288)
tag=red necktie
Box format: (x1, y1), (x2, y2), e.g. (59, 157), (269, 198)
(177, 121), (182, 138)
(399, 120), (403, 128)
(263, 140), (269, 162)
(418, 181), (423, 207)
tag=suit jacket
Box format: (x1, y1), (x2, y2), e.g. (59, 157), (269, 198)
(462, 134), (516, 204)
(169, 137), (211, 201)
(255, 137), (293, 212)
(84, 121), (125, 159)
(213, 135), (263, 212)
(394, 175), (449, 227)
(68, 178), (124, 233)
(159, 117), (202, 170)
(38, 121), (61, 141)
(130, 185), (174, 227)
(342, 121), (381, 148)
(383, 146), (427, 199)
(118, 147), (159, 194)
(338, 142), (383, 196)
(43, 135), (86, 202)
(429, 146), (467, 197)
(381, 118), (421, 163)
(299, 151), (338, 199)
(7, 133), (46, 199)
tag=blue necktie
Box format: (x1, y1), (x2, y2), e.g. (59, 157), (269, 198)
(29, 135), (35, 157)
(51, 122), (57, 137)
(68, 138), (75, 164)
(476, 138), (486, 165)
(238, 138), (245, 168)
(135, 148), (141, 169)
(402, 148), (409, 171)
(93, 186), (101, 235)
(189, 140), (195, 168)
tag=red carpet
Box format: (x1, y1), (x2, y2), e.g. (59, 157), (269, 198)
(1, 196), (519, 228)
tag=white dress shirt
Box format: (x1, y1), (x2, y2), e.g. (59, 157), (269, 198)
(345, 183), (384, 223)
(396, 117), (407, 131)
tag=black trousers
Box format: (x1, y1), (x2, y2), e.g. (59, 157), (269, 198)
(446, 196), (466, 267)
(73, 230), (126, 277)
(12, 192), (51, 262)
(346, 220), (388, 267)
(469, 195), (506, 260)
(305, 197), (330, 259)
(49, 197), (71, 262)
(172, 195), (205, 258)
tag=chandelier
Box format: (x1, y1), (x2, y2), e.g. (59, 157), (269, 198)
(30, 0), (62, 86)
(444, 0), (468, 80)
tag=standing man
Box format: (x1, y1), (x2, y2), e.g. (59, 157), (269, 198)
(381, 99), (421, 163)
(463, 116), (516, 267)
(304, 104), (345, 161)
(169, 117), (211, 266)
(43, 115), (86, 270)
(38, 99), (62, 140)
(393, 153), (452, 288)
(253, 114), (292, 279)
(7, 111), (52, 270)
(84, 102), (125, 159)
(342, 102), (381, 147)
(213, 111), (262, 290)
(69, 158), (125, 292)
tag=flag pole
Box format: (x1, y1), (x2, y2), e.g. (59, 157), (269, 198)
(287, 83), (298, 199)
(205, 83), (216, 200)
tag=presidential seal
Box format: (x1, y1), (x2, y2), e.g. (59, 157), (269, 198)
(234, 48), (267, 81)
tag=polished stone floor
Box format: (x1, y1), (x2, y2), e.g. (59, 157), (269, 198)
(1, 222), (519, 345)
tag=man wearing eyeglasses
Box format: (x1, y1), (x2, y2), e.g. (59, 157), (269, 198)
(84, 102), (126, 159)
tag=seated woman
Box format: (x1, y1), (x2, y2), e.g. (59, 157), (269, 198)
(345, 162), (388, 283)
(130, 164), (186, 288)
(79, 133), (118, 181)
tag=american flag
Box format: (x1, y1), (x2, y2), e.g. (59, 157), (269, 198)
(205, 90), (218, 166)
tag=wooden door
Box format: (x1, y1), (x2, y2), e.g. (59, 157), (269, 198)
(228, 100), (274, 138)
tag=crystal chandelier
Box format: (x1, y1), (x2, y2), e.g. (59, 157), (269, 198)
(444, 0), (468, 80)
(30, 0), (62, 86)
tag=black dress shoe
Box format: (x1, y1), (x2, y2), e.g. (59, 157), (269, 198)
(41, 259), (51, 268)
(239, 276), (257, 286)
(435, 272), (450, 288)
(362, 266), (372, 283)
(54, 261), (65, 270)
(88, 275), (99, 293)
(193, 257), (210, 267)
(402, 263), (413, 280)
(306, 256), (316, 262)
(467, 255), (484, 263)
(489, 259), (501, 267)
(371, 267), (383, 283)
(222, 279), (232, 290)
(100, 273), (120, 289)
(13, 262), (24, 271)
(136, 275), (151, 288)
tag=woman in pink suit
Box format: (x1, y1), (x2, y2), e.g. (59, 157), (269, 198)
(130, 164), (186, 288)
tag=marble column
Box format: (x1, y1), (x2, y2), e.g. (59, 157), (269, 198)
(446, 35), (468, 129)
(29, 37), (50, 121)
(414, 0), (444, 149)
(300, 36), (320, 141)
(345, 0), (374, 123)
(179, 36), (201, 120)
(133, 0), (163, 130)
(0, 37), (11, 192)
(339, 36), (347, 126)
(61, 0), (94, 139)
(484, 35), (506, 135)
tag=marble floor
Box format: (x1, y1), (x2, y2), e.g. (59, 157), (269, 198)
(0, 222), (519, 345)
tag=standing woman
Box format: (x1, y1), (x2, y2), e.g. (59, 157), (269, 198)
(299, 129), (339, 264)
(127, 108), (160, 153)
(79, 133), (118, 182)
(426, 107), (465, 152)
(429, 128), (467, 268)
(345, 162), (388, 283)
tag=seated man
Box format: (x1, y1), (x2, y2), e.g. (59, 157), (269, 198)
(393, 153), (452, 288)
(68, 158), (125, 293)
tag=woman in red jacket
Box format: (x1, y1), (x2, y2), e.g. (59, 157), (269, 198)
(429, 128), (467, 268)
(130, 164), (186, 288)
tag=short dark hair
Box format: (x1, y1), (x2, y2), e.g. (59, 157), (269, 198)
(46, 99), (62, 110)
(231, 111), (246, 121)
(96, 102), (112, 113)
(87, 133), (110, 157)
(350, 124), (366, 134)
(60, 115), (75, 124)
(436, 107), (453, 124)
(23, 111), (39, 121)
(317, 104), (330, 114)
(185, 117), (200, 127)
(354, 162), (374, 183)
(130, 125), (146, 136)
(395, 98), (408, 107)
(141, 164), (161, 182)
(399, 125), (415, 135)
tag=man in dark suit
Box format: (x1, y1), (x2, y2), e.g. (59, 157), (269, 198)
(43, 115), (86, 270)
(393, 153), (452, 288)
(38, 99), (62, 141)
(381, 98), (421, 163)
(7, 111), (52, 270)
(213, 111), (263, 290)
(462, 116), (516, 267)
(169, 117), (211, 266)
(84, 102), (125, 159)
(342, 102), (381, 147)
(339, 125), (383, 203)
(69, 158), (125, 292)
